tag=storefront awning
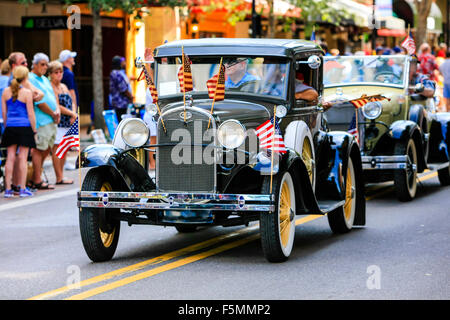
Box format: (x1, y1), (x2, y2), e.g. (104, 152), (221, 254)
(331, 0), (372, 28)
(377, 15), (405, 36)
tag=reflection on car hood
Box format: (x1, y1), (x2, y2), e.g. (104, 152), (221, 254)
(323, 85), (403, 103)
(160, 99), (271, 123)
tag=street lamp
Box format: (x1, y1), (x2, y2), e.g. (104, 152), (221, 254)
(191, 17), (199, 38)
(372, 0), (377, 54)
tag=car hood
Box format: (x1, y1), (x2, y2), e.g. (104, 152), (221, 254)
(323, 85), (403, 103)
(160, 99), (271, 124)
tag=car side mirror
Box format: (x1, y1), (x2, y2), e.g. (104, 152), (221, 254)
(414, 83), (424, 93)
(296, 55), (321, 70)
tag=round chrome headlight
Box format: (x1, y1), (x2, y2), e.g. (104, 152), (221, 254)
(217, 120), (246, 149)
(362, 101), (382, 120)
(121, 118), (150, 147)
(145, 103), (158, 116)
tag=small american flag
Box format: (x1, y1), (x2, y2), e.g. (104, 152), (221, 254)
(348, 113), (359, 144)
(256, 117), (286, 154)
(401, 31), (416, 55)
(55, 118), (79, 159)
(206, 63), (225, 101)
(349, 95), (388, 109)
(178, 50), (193, 92)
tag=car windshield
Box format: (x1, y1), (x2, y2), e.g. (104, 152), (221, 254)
(156, 56), (290, 99)
(323, 55), (407, 87)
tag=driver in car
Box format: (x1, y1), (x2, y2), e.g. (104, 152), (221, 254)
(224, 58), (260, 89)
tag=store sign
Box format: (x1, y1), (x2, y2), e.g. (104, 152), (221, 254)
(21, 16), (68, 30)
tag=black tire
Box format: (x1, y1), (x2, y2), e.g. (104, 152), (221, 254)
(79, 170), (121, 262)
(175, 225), (198, 233)
(328, 156), (356, 234)
(437, 165), (450, 186)
(260, 171), (296, 263)
(393, 138), (418, 201)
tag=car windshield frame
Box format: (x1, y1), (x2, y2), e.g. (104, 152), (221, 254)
(155, 55), (291, 101)
(323, 55), (409, 89)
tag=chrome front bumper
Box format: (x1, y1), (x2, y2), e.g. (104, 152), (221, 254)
(362, 155), (416, 170)
(77, 191), (275, 212)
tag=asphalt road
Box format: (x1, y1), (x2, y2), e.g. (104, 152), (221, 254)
(0, 164), (449, 301)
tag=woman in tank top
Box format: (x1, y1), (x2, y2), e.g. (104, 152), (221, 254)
(1, 66), (36, 198)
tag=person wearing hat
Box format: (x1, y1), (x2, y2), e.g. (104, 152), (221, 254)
(28, 52), (60, 190)
(224, 58), (259, 89)
(59, 49), (79, 110)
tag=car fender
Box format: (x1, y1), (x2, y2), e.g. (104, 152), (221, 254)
(78, 144), (155, 192)
(389, 120), (426, 171)
(429, 112), (450, 162)
(284, 120), (316, 190)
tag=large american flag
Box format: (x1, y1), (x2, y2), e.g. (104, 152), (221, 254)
(206, 63), (225, 101)
(348, 113), (359, 144)
(177, 51), (193, 92)
(55, 118), (79, 159)
(401, 31), (416, 55)
(255, 117), (286, 154)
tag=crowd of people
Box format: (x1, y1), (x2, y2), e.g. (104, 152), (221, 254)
(0, 50), (78, 198)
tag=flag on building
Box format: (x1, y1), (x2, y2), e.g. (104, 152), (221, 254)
(348, 113), (359, 144)
(178, 51), (193, 92)
(206, 63), (226, 101)
(55, 118), (79, 159)
(401, 31), (416, 55)
(256, 117), (287, 154)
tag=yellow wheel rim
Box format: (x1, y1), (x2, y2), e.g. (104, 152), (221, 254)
(100, 182), (115, 248)
(302, 139), (314, 186)
(343, 164), (354, 221)
(279, 181), (291, 248)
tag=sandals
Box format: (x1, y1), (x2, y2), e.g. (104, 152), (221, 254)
(56, 179), (74, 185)
(29, 181), (55, 190)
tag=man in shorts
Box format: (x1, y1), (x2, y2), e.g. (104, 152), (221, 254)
(28, 53), (60, 189)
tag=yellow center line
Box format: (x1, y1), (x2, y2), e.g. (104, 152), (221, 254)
(64, 215), (323, 300)
(365, 171), (438, 201)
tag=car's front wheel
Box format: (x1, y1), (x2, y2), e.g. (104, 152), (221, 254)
(79, 169), (121, 262)
(260, 171), (296, 263)
(394, 138), (418, 201)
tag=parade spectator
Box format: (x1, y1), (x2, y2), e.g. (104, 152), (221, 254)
(330, 48), (340, 56)
(224, 58), (259, 89)
(8, 52), (43, 102)
(48, 60), (76, 185)
(410, 58), (436, 99)
(439, 51), (450, 112)
(418, 43), (439, 81)
(0, 59), (11, 133)
(28, 53), (60, 190)
(437, 43), (447, 58)
(1, 66), (36, 198)
(109, 55), (133, 120)
(59, 50), (79, 108)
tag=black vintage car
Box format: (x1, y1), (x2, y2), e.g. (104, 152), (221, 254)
(77, 39), (365, 263)
(323, 55), (450, 201)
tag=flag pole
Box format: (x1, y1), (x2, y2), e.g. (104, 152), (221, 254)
(208, 57), (223, 130)
(269, 105), (277, 194)
(181, 46), (187, 123)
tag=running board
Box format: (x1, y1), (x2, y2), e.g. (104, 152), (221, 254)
(317, 200), (346, 214)
(427, 162), (449, 171)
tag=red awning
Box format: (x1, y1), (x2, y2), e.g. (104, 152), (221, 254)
(377, 29), (406, 37)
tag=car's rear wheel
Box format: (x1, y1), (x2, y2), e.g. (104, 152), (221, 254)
(394, 138), (418, 201)
(260, 171), (296, 263)
(328, 156), (356, 233)
(79, 170), (121, 262)
(437, 165), (450, 186)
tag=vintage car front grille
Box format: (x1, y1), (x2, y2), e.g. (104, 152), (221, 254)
(157, 107), (216, 192)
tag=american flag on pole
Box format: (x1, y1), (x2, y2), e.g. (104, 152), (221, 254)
(255, 117), (287, 154)
(206, 63), (226, 101)
(401, 31), (416, 55)
(178, 50), (193, 92)
(55, 118), (79, 159)
(348, 113), (359, 144)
